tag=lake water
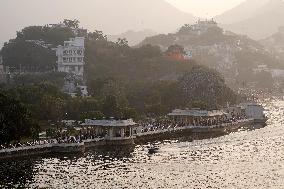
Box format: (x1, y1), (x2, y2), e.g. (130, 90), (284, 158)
(1, 98), (284, 188)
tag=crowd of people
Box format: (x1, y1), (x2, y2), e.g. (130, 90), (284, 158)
(0, 128), (122, 151)
(0, 137), (82, 151)
(0, 113), (248, 151)
(137, 114), (247, 134)
(0, 140), (57, 151)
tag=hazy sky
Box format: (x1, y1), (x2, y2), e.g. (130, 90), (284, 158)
(166, 0), (246, 17)
(0, 0), (249, 47)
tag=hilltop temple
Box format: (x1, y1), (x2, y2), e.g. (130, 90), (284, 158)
(179, 19), (218, 36)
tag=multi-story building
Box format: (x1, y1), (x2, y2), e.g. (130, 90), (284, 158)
(56, 37), (85, 77)
(0, 56), (6, 83)
(191, 19), (218, 35)
(179, 19), (219, 36)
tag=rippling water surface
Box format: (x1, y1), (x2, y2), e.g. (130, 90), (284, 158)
(1, 98), (284, 188)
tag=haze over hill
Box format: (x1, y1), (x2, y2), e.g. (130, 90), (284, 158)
(108, 30), (157, 46)
(216, 0), (284, 39)
(2, 0), (284, 46)
(139, 21), (282, 88)
(215, 0), (270, 24)
(0, 0), (195, 47)
(260, 26), (284, 60)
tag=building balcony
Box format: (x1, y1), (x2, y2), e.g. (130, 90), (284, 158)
(59, 62), (84, 66)
(62, 54), (84, 57)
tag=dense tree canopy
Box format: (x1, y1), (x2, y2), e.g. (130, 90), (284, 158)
(16, 25), (74, 46)
(0, 20), (239, 132)
(179, 66), (237, 108)
(11, 72), (66, 88)
(63, 19), (80, 29)
(6, 83), (68, 122)
(1, 21), (75, 72)
(0, 92), (39, 144)
(1, 40), (56, 72)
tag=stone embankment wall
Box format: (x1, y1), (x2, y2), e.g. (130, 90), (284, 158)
(0, 143), (85, 160)
(0, 119), (258, 160)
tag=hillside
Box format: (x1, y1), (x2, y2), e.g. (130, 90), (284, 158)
(0, 21), (238, 116)
(139, 21), (282, 87)
(0, 0), (195, 47)
(215, 0), (270, 24)
(108, 30), (157, 46)
(216, 0), (284, 39)
(260, 26), (284, 60)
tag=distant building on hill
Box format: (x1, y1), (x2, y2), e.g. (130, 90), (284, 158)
(55, 37), (85, 77)
(196, 19), (217, 28)
(253, 65), (269, 73)
(49, 23), (66, 28)
(179, 19), (218, 36)
(165, 45), (192, 61)
(192, 19), (218, 35)
(61, 70), (89, 98)
(270, 69), (284, 79)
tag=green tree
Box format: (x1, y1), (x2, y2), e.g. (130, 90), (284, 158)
(1, 40), (56, 72)
(255, 71), (274, 89)
(40, 95), (65, 122)
(80, 111), (105, 121)
(121, 107), (138, 120)
(179, 66), (237, 108)
(88, 30), (107, 41)
(191, 100), (208, 110)
(116, 38), (129, 47)
(0, 92), (38, 144)
(63, 19), (80, 29)
(102, 95), (122, 118)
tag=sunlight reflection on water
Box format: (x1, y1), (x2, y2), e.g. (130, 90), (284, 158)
(1, 98), (284, 188)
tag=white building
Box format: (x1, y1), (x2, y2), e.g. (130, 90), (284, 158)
(56, 37), (85, 77)
(168, 108), (228, 125)
(239, 103), (267, 123)
(68, 85), (89, 98)
(190, 19), (218, 35)
(253, 65), (269, 73)
(270, 69), (284, 79)
(81, 119), (137, 144)
(77, 85), (88, 96)
(0, 56), (6, 83)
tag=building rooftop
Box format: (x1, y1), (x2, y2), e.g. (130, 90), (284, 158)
(168, 109), (227, 117)
(239, 103), (264, 109)
(62, 37), (85, 47)
(81, 119), (137, 127)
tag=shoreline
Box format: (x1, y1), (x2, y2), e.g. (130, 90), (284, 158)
(0, 118), (263, 161)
